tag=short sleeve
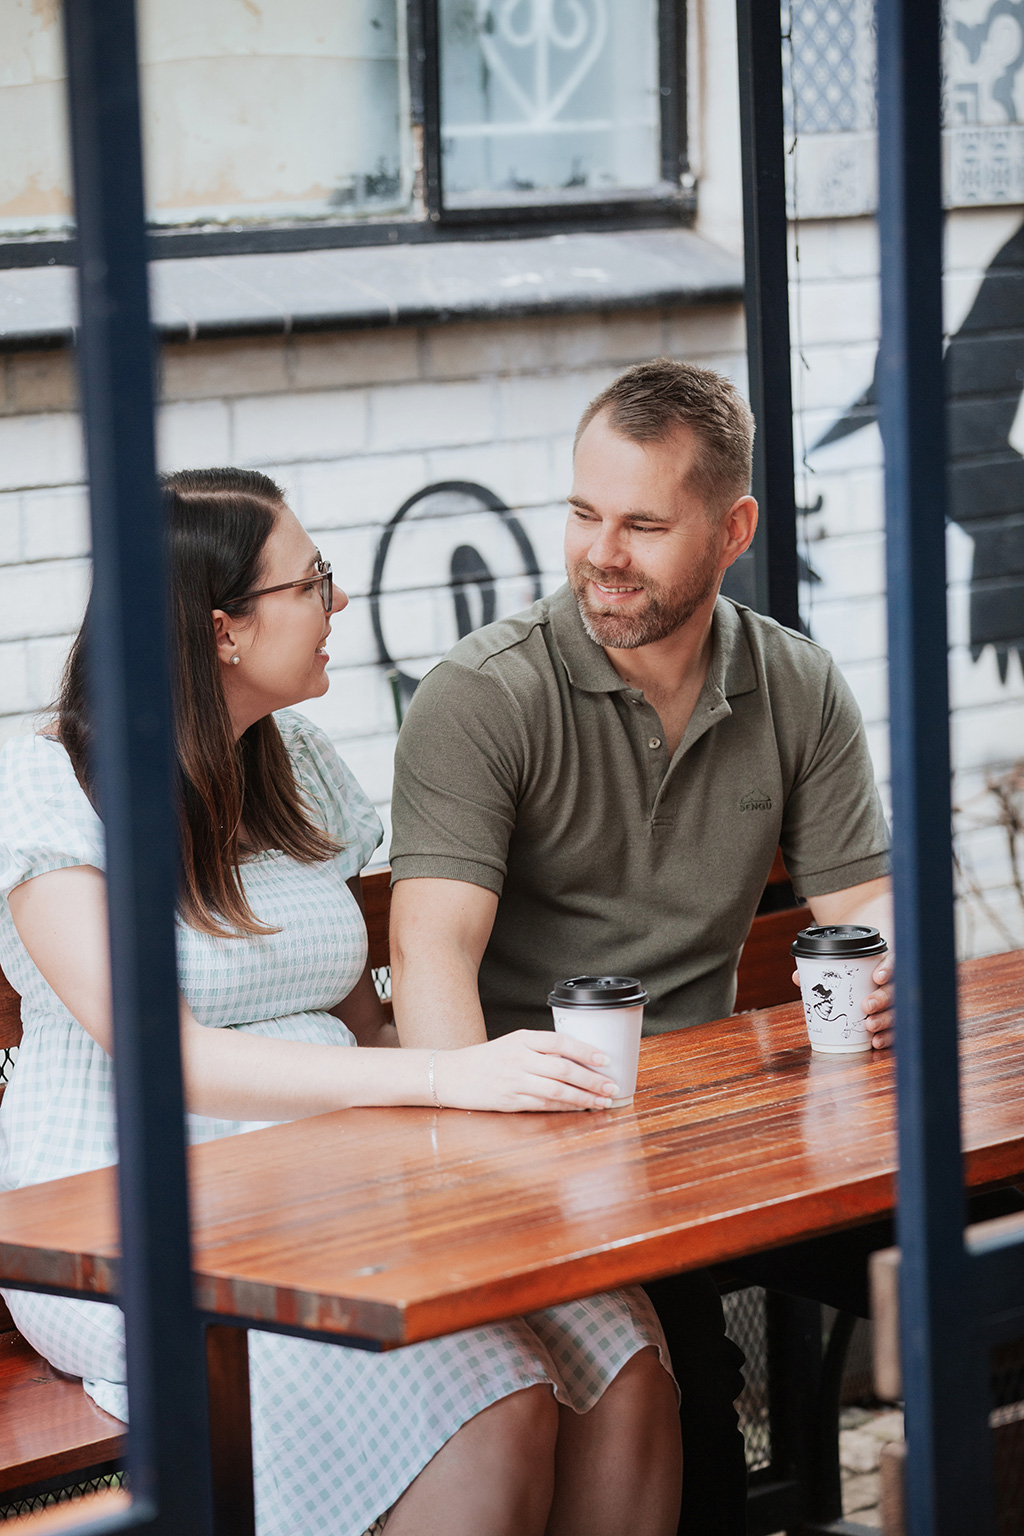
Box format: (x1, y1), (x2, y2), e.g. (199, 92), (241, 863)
(389, 661), (525, 896)
(275, 710), (383, 881)
(0, 735), (106, 901)
(780, 661), (891, 898)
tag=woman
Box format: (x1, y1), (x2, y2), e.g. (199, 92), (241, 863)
(0, 469), (681, 1536)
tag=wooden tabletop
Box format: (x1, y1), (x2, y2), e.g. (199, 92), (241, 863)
(0, 950), (1021, 1349)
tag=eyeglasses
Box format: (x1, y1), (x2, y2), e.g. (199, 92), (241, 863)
(228, 553), (333, 614)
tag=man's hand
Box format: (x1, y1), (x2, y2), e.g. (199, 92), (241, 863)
(796, 875), (896, 1050)
(861, 951), (895, 1050)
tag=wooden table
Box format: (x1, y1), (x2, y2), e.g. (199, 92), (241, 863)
(0, 950), (1021, 1347)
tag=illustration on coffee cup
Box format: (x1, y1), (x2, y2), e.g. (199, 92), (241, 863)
(812, 975), (859, 1035)
(790, 926), (888, 1055)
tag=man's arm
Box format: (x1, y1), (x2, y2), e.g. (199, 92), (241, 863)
(804, 875), (895, 1049)
(390, 877), (499, 1048)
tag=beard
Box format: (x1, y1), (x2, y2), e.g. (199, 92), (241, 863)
(568, 549), (720, 650)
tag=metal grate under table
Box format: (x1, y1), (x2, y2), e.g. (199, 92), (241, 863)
(0, 1473), (125, 1523)
(724, 1286), (772, 1472)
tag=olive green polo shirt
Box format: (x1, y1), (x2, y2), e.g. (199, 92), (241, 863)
(390, 585), (890, 1038)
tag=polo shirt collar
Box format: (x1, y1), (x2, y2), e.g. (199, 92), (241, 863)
(548, 584), (628, 692)
(549, 582), (759, 700)
(707, 593), (759, 700)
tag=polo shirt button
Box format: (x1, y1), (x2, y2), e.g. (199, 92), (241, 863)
(648, 736), (662, 749)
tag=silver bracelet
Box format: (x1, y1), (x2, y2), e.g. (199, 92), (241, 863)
(428, 1050), (444, 1110)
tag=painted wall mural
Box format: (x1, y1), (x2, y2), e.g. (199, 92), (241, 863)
(814, 217), (1024, 681)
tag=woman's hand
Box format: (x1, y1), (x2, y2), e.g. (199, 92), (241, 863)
(433, 1030), (619, 1113)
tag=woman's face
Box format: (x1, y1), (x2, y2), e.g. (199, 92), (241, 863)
(213, 503), (348, 737)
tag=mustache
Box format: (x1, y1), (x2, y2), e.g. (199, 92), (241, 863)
(571, 562), (653, 593)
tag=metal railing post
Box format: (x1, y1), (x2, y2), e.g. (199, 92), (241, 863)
(875, 0), (996, 1531)
(61, 0), (214, 1528)
(734, 0), (801, 631)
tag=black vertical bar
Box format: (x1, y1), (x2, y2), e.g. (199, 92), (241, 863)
(875, 1), (995, 1533)
(808, 1309), (857, 1521)
(658, 0), (688, 189)
(765, 1293), (821, 1522)
(61, 0), (214, 1530)
(735, 0), (801, 631)
(419, 0), (443, 220)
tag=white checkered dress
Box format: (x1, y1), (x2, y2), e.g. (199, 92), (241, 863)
(0, 713), (671, 1536)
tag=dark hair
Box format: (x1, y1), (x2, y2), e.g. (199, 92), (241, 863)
(574, 359), (755, 516)
(56, 467), (338, 937)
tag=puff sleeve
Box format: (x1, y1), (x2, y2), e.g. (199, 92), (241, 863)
(0, 735), (105, 902)
(275, 710), (383, 881)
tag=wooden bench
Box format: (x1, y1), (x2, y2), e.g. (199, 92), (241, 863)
(0, 859), (803, 1523)
(0, 977), (126, 1516)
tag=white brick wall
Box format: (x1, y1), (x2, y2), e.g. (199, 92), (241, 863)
(0, 413), (83, 490)
(0, 307), (744, 860)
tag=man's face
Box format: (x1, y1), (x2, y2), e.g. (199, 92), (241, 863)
(565, 412), (727, 650)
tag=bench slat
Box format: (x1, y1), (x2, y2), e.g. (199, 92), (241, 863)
(0, 1333), (125, 1496)
(734, 907), (805, 1013)
(0, 973), (22, 1053)
(360, 868), (391, 973)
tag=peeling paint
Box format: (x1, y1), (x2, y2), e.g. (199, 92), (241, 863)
(0, 173), (70, 219)
(29, 0), (59, 28)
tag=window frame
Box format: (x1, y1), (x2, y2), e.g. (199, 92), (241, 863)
(0, 0), (692, 269)
(417, 0), (691, 230)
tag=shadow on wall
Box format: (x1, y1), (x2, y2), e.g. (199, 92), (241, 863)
(815, 217), (1024, 683)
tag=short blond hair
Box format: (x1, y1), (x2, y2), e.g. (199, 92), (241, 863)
(575, 359), (755, 515)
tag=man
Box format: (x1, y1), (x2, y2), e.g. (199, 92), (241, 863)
(388, 360), (895, 1534)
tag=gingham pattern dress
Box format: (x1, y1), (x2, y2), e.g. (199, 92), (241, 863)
(0, 712), (672, 1536)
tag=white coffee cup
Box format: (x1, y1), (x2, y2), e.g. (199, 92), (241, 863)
(548, 976), (649, 1108)
(790, 926), (888, 1054)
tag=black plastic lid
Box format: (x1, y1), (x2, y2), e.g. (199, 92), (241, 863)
(790, 924), (888, 959)
(548, 976), (649, 1008)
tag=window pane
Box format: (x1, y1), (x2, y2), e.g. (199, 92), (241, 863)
(439, 0), (662, 207)
(0, 0), (411, 238)
(0, 4), (73, 238)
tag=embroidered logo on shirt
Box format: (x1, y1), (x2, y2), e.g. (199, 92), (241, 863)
(740, 789), (772, 812)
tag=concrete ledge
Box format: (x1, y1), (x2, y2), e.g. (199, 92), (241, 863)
(0, 228), (742, 351)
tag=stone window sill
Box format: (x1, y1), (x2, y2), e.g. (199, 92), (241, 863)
(0, 228), (741, 351)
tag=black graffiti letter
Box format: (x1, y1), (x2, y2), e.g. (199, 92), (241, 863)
(450, 545), (497, 638)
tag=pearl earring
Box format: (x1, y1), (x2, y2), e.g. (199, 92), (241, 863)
(230, 654), (240, 666)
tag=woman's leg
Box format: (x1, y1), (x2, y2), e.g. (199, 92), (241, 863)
(385, 1384), (558, 1536)
(546, 1346), (682, 1536)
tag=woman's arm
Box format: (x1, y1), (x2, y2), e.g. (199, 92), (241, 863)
(8, 866), (618, 1117)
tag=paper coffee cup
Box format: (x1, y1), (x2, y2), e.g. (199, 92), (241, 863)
(548, 976), (649, 1108)
(790, 926), (888, 1054)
